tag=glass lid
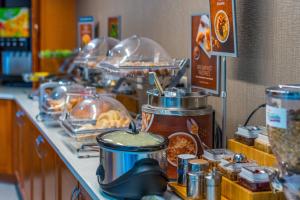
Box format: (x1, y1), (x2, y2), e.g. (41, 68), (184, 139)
(41, 83), (85, 114)
(97, 128), (168, 152)
(74, 37), (120, 66)
(69, 95), (130, 120)
(101, 131), (163, 147)
(98, 35), (178, 73)
(61, 94), (131, 133)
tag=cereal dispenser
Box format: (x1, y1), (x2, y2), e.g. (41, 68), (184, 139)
(266, 84), (300, 200)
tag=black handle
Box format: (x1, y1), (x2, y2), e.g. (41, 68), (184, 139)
(99, 158), (168, 199)
(128, 121), (138, 134)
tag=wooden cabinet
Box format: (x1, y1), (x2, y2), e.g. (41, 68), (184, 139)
(15, 107), (32, 200)
(14, 106), (58, 200)
(57, 157), (79, 200)
(11, 102), (92, 200)
(0, 100), (14, 176)
(32, 129), (43, 200)
(41, 138), (58, 200)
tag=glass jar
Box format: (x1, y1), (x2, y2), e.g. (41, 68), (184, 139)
(237, 166), (271, 192)
(266, 85), (300, 174)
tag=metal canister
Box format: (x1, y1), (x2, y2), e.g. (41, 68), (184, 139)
(177, 154), (197, 186)
(142, 88), (214, 179)
(187, 159), (209, 200)
(205, 169), (222, 200)
(188, 159), (209, 173)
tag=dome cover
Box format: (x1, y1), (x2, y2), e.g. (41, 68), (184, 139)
(60, 94), (132, 137)
(39, 82), (85, 115)
(74, 37), (119, 68)
(98, 35), (178, 73)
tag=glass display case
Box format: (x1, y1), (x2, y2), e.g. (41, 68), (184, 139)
(38, 82), (85, 123)
(60, 94), (131, 142)
(237, 166), (271, 192)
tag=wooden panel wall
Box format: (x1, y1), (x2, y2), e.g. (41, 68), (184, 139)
(32, 0), (77, 74)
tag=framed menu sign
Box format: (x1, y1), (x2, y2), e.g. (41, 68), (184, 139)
(191, 14), (220, 95)
(78, 16), (95, 48)
(209, 0), (238, 57)
(108, 16), (122, 40)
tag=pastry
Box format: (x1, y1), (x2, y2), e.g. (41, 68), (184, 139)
(96, 110), (130, 129)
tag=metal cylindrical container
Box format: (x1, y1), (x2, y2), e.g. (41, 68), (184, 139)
(142, 88), (214, 179)
(187, 172), (205, 200)
(96, 130), (168, 185)
(186, 159), (209, 200)
(205, 169), (221, 200)
(177, 154), (197, 186)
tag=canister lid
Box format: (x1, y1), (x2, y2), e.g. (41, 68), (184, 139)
(188, 159), (209, 173)
(266, 84), (300, 100)
(177, 154), (197, 165)
(205, 169), (222, 186)
(146, 87), (208, 110)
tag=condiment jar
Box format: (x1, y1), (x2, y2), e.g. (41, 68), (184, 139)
(187, 159), (209, 200)
(205, 168), (222, 200)
(177, 154), (197, 186)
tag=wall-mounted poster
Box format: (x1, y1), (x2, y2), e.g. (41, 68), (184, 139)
(191, 14), (220, 96)
(209, 0), (238, 57)
(78, 16), (95, 48)
(108, 16), (121, 40)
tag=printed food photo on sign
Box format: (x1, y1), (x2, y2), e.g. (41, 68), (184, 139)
(215, 10), (230, 43)
(78, 16), (95, 48)
(141, 112), (154, 131)
(108, 16), (121, 40)
(167, 132), (198, 167)
(209, 0), (238, 57)
(194, 14), (212, 58)
(191, 14), (220, 95)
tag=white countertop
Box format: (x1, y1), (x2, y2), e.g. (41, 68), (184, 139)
(0, 87), (110, 200)
(0, 86), (180, 200)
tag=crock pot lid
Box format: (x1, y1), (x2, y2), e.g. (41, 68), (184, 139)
(148, 87), (207, 98)
(266, 84), (300, 100)
(97, 130), (168, 152)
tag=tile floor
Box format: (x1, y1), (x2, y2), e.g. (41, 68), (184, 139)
(0, 182), (20, 200)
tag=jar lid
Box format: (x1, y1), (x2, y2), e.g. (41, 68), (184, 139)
(266, 84), (300, 100)
(177, 154), (197, 165)
(146, 87), (207, 110)
(188, 159), (209, 173)
(96, 130), (168, 152)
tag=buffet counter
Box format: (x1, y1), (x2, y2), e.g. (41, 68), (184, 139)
(0, 86), (109, 200)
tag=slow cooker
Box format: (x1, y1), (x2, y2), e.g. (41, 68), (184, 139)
(96, 123), (169, 199)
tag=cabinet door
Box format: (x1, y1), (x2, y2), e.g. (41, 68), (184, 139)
(17, 110), (32, 200)
(14, 107), (22, 183)
(41, 136), (57, 200)
(0, 100), (13, 175)
(32, 131), (43, 200)
(57, 158), (78, 200)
